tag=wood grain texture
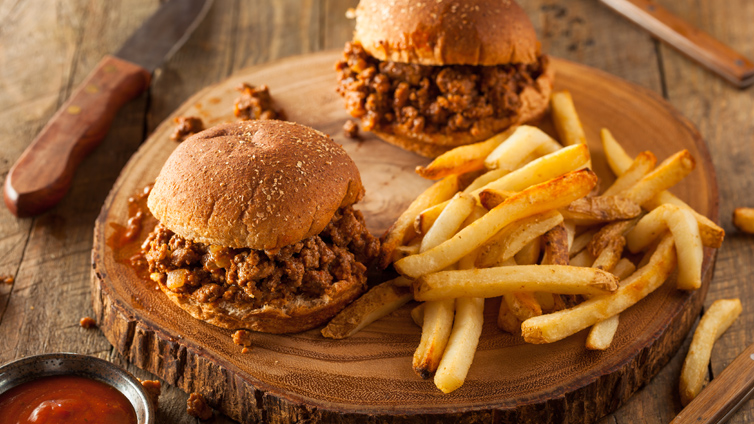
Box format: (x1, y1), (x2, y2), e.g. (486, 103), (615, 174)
(1, 0), (752, 423)
(600, 0), (754, 87)
(671, 343), (754, 424)
(654, 1), (754, 423)
(92, 52), (717, 423)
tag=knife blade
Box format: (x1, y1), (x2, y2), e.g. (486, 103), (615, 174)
(600, 0), (754, 88)
(3, 0), (214, 218)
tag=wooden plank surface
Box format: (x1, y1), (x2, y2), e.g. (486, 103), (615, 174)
(0, 0), (752, 422)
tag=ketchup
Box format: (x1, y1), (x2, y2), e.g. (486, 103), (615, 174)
(0, 375), (137, 424)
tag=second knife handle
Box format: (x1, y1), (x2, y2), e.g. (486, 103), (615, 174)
(4, 55), (151, 217)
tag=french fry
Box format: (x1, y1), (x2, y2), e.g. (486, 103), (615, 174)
(415, 128), (516, 179)
(475, 210), (562, 268)
(480, 144), (591, 195)
(604, 129), (724, 248)
(644, 193), (724, 248)
(484, 126), (559, 171)
(733, 207), (754, 234)
(542, 222), (570, 266)
(505, 292), (542, 321)
(497, 299), (522, 334)
(560, 195), (641, 224)
(411, 303), (425, 327)
(584, 231), (632, 350)
(514, 238), (542, 266)
(441, 143), (589, 217)
(602, 151), (656, 196)
(591, 236), (626, 273)
(413, 299), (455, 379)
(434, 297), (485, 393)
(395, 169), (598, 278)
(322, 278), (413, 339)
(463, 168), (510, 193)
(540, 223), (570, 312)
(626, 204), (703, 290)
(585, 315), (619, 351)
(570, 228), (598, 257)
(679, 298), (742, 406)
(392, 242), (420, 263)
(621, 150), (696, 207)
(570, 248), (596, 267)
(612, 257), (636, 280)
(551, 90), (587, 147)
(420, 193), (476, 252)
(478, 188), (515, 210)
(413, 265), (618, 301)
(379, 175), (459, 268)
(522, 234), (676, 344)
(588, 219), (636, 257)
(601, 128), (634, 176)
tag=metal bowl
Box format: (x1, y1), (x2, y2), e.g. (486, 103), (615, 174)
(0, 352), (155, 423)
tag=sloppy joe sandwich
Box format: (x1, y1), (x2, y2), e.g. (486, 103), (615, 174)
(336, 0), (554, 157)
(141, 120), (379, 333)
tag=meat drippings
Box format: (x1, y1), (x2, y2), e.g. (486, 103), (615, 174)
(335, 42), (547, 138)
(141, 206), (379, 309)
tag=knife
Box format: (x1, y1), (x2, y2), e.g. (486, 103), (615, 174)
(600, 0), (754, 88)
(671, 343), (754, 424)
(3, 0), (214, 218)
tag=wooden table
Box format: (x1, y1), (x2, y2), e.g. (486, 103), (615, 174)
(1, 1), (752, 422)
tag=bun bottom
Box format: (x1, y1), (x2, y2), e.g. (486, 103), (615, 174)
(157, 279), (365, 334)
(370, 64), (555, 158)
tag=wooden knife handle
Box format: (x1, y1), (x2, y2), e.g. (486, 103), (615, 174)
(600, 0), (754, 88)
(671, 343), (754, 424)
(3, 55), (151, 217)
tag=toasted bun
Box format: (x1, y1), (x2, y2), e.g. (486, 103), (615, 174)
(354, 0), (540, 66)
(156, 278), (365, 333)
(148, 120), (364, 250)
(374, 63), (554, 157)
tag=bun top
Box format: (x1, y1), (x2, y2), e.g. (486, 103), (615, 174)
(148, 120), (364, 250)
(353, 0), (540, 66)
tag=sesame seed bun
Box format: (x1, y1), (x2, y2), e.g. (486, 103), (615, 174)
(148, 120), (364, 250)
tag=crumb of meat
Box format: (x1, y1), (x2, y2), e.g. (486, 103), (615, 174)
(79, 317), (97, 329)
(171, 116), (205, 142)
(233, 329), (253, 347)
(139, 379), (161, 408)
(1, 275), (13, 285)
(234, 83), (287, 121)
(187, 393), (213, 420)
(342, 120), (360, 140)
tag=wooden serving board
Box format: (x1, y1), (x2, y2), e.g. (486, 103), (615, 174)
(91, 51), (719, 423)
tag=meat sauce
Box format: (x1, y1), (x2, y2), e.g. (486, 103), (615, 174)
(141, 205), (379, 309)
(335, 42), (547, 138)
(0, 375), (137, 424)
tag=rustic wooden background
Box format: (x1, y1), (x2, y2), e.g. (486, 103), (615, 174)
(0, 0), (752, 422)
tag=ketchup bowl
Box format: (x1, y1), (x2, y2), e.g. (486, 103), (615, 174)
(0, 353), (154, 424)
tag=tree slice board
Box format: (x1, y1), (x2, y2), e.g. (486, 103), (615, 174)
(91, 51), (718, 423)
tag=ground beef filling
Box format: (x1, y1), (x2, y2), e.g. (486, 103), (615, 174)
(142, 206), (379, 310)
(335, 42), (548, 138)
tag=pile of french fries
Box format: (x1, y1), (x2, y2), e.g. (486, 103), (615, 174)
(322, 90), (726, 394)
